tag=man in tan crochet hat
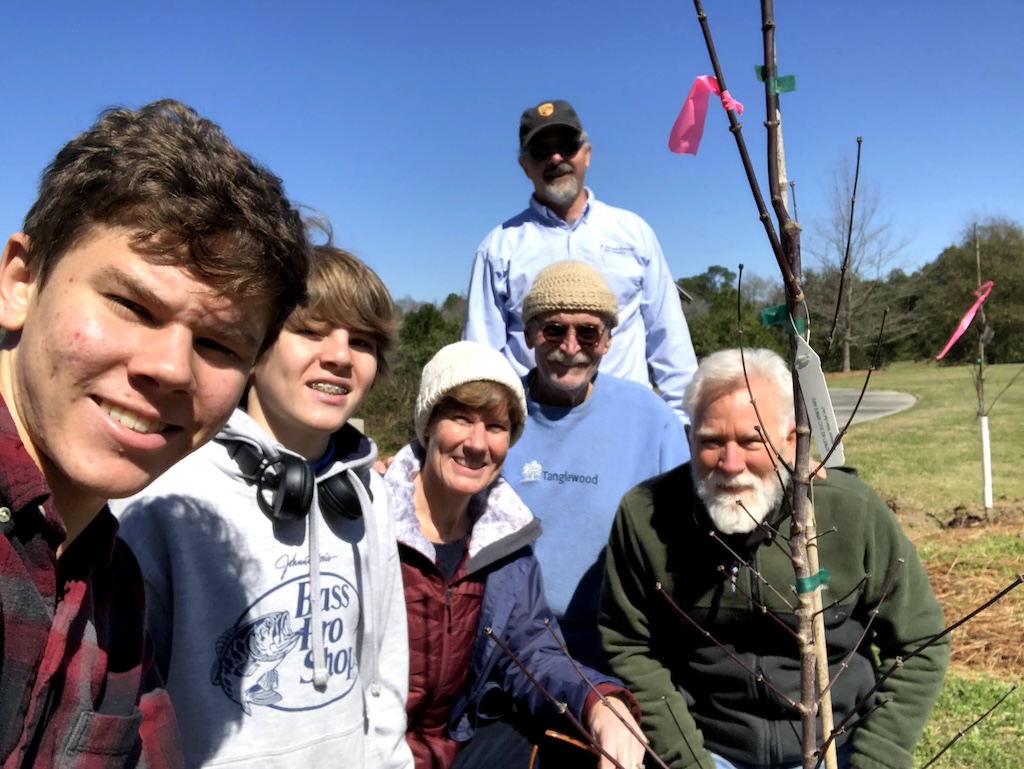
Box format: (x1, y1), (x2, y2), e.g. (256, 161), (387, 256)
(503, 260), (688, 671)
(462, 98), (698, 425)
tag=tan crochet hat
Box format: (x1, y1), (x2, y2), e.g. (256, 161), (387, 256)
(521, 260), (619, 328)
(414, 341), (528, 446)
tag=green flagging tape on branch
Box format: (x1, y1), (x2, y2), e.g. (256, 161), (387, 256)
(761, 304), (806, 334)
(754, 66), (796, 93)
(769, 75), (796, 94)
(796, 569), (831, 594)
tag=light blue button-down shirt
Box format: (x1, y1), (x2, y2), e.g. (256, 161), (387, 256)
(463, 189), (697, 422)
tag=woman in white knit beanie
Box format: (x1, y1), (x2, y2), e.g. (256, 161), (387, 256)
(383, 340), (645, 769)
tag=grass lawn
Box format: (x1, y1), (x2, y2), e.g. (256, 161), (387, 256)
(829, 361), (1024, 512)
(914, 672), (1022, 769)
(827, 362), (1024, 768)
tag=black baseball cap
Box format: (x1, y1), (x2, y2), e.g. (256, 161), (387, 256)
(519, 100), (584, 150)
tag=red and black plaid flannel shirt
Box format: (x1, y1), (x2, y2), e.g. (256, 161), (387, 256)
(0, 398), (182, 768)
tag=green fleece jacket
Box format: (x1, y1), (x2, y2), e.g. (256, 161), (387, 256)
(599, 464), (948, 769)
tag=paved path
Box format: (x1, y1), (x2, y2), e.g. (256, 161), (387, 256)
(828, 388), (916, 425)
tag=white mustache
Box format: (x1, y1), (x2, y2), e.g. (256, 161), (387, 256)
(546, 348), (591, 366)
(706, 469), (761, 492)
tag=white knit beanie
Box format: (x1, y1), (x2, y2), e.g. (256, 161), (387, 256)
(414, 341), (528, 446)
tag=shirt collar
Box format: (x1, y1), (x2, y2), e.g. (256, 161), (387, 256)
(0, 393), (51, 513)
(528, 186), (594, 228)
(62, 507), (120, 570)
(0, 392), (119, 563)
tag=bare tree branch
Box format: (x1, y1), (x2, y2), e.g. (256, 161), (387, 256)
(657, 584), (803, 711)
(542, 620), (670, 769)
(691, 0), (799, 297)
(482, 627), (628, 769)
(815, 559), (904, 703)
(817, 574), (1024, 764)
(826, 137), (863, 355)
(710, 530), (797, 610)
(918, 685), (1019, 769)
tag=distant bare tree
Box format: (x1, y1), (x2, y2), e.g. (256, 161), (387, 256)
(741, 271), (785, 308)
(807, 162), (912, 371)
(393, 294), (427, 317)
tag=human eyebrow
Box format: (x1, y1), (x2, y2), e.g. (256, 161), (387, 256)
(98, 266), (261, 358)
(208, 323), (262, 361)
(97, 266), (170, 316)
(694, 429), (722, 443)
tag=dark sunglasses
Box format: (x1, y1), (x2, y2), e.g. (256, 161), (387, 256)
(527, 138), (583, 162)
(540, 322), (605, 347)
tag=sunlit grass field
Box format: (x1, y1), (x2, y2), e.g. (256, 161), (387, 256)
(831, 362), (1024, 511)
(827, 362), (1024, 768)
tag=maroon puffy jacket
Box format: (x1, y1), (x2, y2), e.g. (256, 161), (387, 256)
(401, 543), (486, 769)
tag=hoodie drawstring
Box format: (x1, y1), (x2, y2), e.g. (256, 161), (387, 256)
(350, 470), (382, 698)
(308, 507), (329, 689)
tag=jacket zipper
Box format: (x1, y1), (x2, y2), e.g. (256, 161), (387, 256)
(435, 574), (457, 707)
(747, 551), (776, 764)
(446, 586), (454, 634)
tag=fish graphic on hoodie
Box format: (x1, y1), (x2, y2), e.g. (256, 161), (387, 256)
(212, 610), (302, 714)
(207, 571), (363, 715)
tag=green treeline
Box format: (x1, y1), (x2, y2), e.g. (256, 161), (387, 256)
(680, 218), (1023, 372)
(360, 294), (465, 454)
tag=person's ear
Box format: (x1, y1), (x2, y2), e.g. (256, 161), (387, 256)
(524, 320), (537, 350)
(518, 154), (531, 178)
(0, 235), (38, 333)
(783, 423), (797, 461)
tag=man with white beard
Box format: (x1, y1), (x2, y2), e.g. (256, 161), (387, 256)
(599, 348), (949, 769)
(463, 99), (698, 423)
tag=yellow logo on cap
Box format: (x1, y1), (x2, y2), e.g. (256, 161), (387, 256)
(538, 103), (554, 117)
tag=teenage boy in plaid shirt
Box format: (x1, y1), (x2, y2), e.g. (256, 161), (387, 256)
(0, 99), (311, 768)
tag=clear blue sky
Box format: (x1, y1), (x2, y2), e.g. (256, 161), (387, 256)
(3, 1), (1021, 304)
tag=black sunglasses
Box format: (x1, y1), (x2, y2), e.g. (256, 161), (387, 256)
(540, 322), (605, 347)
(527, 138), (584, 162)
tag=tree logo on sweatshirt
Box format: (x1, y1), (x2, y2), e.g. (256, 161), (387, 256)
(210, 572), (361, 713)
(520, 460), (543, 483)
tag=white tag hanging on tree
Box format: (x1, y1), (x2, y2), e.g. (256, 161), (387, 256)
(793, 335), (846, 468)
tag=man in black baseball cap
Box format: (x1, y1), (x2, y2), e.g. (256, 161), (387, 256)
(515, 100), (590, 222)
(463, 98), (699, 427)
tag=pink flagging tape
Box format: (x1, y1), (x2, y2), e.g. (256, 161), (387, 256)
(936, 280), (994, 360)
(669, 75), (744, 156)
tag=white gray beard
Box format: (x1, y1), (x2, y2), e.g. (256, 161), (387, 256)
(540, 174), (579, 207)
(694, 466), (787, 535)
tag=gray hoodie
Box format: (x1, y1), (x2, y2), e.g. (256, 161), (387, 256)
(112, 409), (413, 769)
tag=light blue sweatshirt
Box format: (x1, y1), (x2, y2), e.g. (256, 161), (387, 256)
(503, 372), (689, 665)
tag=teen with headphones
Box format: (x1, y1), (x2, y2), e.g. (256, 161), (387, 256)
(113, 244), (413, 769)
